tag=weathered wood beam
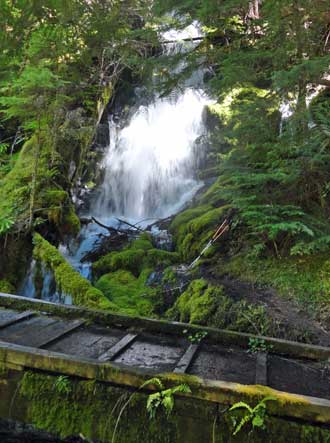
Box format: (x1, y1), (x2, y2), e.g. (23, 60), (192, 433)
(162, 36), (204, 44)
(98, 333), (138, 362)
(174, 344), (200, 374)
(38, 319), (86, 348)
(255, 352), (268, 385)
(0, 311), (35, 329)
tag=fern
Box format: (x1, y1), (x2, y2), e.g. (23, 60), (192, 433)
(0, 216), (14, 234)
(144, 378), (191, 419)
(229, 396), (276, 436)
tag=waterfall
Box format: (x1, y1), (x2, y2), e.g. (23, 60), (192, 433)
(94, 21), (211, 223)
(94, 89), (209, 221)
(19, 20), (213, 301)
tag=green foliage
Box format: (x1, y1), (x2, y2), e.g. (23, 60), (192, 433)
(141, 378), (191, 420)
(229, 397), (276, 436)
(0, 279), (15, 294)
(0, 0), (157, 234)
(248, 338), (273, 354)
(53, 376), (71, 395)
(156, 0), (330, 261)
(161, 267), (177, 285)
(0, 215), (14, 234)
(183, 329), (208, 344)
(221, 252), (330, 326)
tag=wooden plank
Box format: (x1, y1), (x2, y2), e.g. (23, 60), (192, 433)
(0, 310), (35, 329)
(174, 344), (199, 374)
(47, 326), (123, 359)
(0, 316), (58, 346)
(38, 319), (86, 348)
(1, 294), (330, 362)
(98, 333), (138, 362)
(255, 352), (268, 386)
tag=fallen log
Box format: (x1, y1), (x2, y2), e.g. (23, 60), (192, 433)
(116, 217), (144, 233)
(91, 217), (128, 235)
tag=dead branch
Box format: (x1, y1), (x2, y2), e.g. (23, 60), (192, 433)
(116, 217), (144, 232)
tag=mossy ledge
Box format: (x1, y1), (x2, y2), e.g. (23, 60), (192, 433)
(1, 369), (330, 442)
(32, 233), (116, 310)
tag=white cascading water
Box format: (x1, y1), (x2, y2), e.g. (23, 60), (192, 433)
(19, 20), (213, 300)
(94, 89), (208, 221)
(94, 21), (211, 222)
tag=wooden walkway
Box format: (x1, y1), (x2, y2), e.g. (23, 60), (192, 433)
(1, 293), (330, 424)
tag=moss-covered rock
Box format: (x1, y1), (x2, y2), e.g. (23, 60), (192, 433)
(33, 233), (115, 310)
(95, 269), (156, 316)
(93, 248), (146, 277)
(168, 279), (271, 334)
(170, 279), (221, 324)
(93, 235), (179, 278)
(170, 205), (229, 261)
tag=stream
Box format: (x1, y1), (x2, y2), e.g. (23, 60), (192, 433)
(19, 21), (213, 303)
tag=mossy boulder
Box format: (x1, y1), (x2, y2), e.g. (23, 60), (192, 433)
(175, 279), (220, 324)
(170, 205), (229, 261)
(93, 249), (147, 277)
(95, 269), (156, 317)
(93, 235), (179, 278)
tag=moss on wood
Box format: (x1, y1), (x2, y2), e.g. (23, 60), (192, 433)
(32, 233), (115, 310)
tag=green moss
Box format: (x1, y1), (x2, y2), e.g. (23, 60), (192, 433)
(162, 267), (177, 285)
(93, 248), (146, 277)
(168, 278), (271, 334)
(171, 205), (229, 261)
(95, 269), (156, 316)
(130, 233), (154, 251)
(93, 235), (178, 278)
(15, 370), (330, 443)
(0, 133), (84, 239)
(61, 206), (81, 235)
(18, 371), (179, 443)
(33, 233), (115, 310)
(220, 253), (330, 329)
(0, 279), (15, 294)
(171, 279), (220, 324)
(199, 178), (226, 207)
(144, 249), (179, 268)
(170, 205), (212, 233)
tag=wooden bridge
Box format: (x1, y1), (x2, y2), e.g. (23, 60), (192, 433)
(1, 292), (330, 441)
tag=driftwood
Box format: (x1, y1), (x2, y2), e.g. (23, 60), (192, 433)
(162, 36), (204, 44)
(91, 217), (129, 235)
(80, 216), (144, 263)
(79, 214), (175, 263)
(116, 217), (144, 232)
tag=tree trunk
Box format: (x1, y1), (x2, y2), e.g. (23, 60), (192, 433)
(29, 120), (41, 230)
(248, 0), (260, 19)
